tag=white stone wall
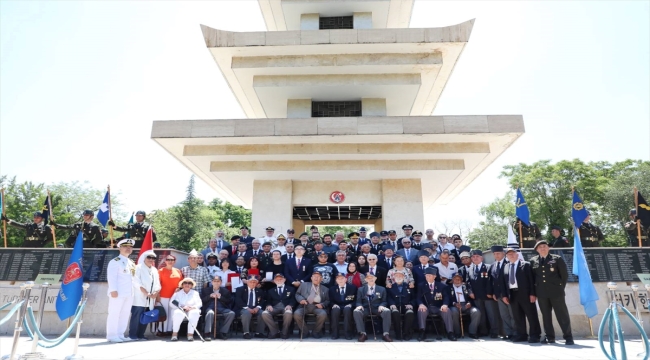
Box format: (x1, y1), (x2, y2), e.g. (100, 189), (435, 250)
(251, 180), (293, 237)
(300, 13), (319, 30)
(353, 12), (373, 29)
(362, 98), (387, 116)
(381, 179), (425, 234)
(292, 180), (382, 206)
(287, 99), (311, 118)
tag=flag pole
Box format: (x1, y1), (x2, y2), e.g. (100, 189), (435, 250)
(47, 190), (57, 248)
(634, 187), (642, 248)
(2, 188), (7, 248)
(108, 185), (114, 248)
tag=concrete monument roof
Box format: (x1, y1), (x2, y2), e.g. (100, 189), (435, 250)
(199, 19), (474, 118)
(257, 0), (414, 31)
(152, 115), (524, 209)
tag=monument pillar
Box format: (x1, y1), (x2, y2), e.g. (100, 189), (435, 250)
(381, 179), (424, 233)
(251, 180), (293, 236)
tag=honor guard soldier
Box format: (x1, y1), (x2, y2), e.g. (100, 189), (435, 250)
(578, 214), (604, 247)
(106, 239), (136, 343)
(549, 226), (570, 247)
(416, 267), (456, 341)
(513, 217), (542, 248)
(398, 224), (414, 248)
(53, 210), (104, 248)
(529, 240), (574, 345)
(108, 210), (156, 248)
(625, 209), (649, 247)
(2, 211), (54, 247)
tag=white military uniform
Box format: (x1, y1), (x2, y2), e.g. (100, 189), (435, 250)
(106, 251), (136, 342)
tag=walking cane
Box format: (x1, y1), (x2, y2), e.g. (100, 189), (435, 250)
(456, 292), (464, 338)
(367, 296), (377, 341)
(213, 290), (218, 339)
(300, 302), (306, 341)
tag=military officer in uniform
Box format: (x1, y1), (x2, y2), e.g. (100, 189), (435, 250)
(106, 239), (136, 343)
(512, 217), (542, 248)
(416, 267), (456, 341)
(53, 210), (103, 248)
(625, 209), (649, 247)
(578, 214), (604, 248)
(529, 240), (574, 345)
(108, 210), (156, 248)
(549, 226), (570, 248)
(2, 211), (54, 247)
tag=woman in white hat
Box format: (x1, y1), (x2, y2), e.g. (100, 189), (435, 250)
(170, 277), (202, 341)
(129, 250), (161, 341)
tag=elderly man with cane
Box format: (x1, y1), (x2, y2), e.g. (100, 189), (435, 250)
(202, 277), (234, 341)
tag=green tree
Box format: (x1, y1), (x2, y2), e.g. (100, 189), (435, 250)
(466, 194), (513, 250)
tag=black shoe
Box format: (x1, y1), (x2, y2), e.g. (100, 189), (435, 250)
(243, 333), (252, 340)
(331, 334), (339, 340)
(281, 333), (289, 340)
(313, 332), (322, 339)
(490, 334), (499, 339)
(345, 334), (353, 340)
(403, 333), (412, 341)
(448, 333), (457, 341)
(541, 336), (556, 344)
(469, 334), (479, 339)
(417, 330), (426, 342)
(529, 337), (540, 343)
(513, 336), (528, 343)
(565, 339), (575, 345)
(254, 333), (266, 339)
(204, 336), (212, 341)
(221, 333), (229, 340)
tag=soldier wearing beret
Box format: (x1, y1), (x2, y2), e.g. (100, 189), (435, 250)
(529, 241), (574, 345)
(416, 267), (456, 341)
(2, 211), (54, 248)
(513, 217), (542, 248)
(108, 210), (156, 248)
(578, 214), (604, 247)
(468, 249), (499, 338)
(549, 226), (570, 248)
(53, 209), (104, 248)
(625, 209), (650, 247)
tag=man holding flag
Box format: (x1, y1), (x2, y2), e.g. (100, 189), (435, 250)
(570, 190), (600, 332)
(513, 188), (542, 248)
(109, 210), (156, 248)
(56, 231), (85, 320)
(53, 210), (104, 248)
(2, 211), (54, 248)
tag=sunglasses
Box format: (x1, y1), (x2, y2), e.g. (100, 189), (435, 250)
(165, 258), (175, 261)
(182, 282), (193, 285)
(146, 256), (157, 260)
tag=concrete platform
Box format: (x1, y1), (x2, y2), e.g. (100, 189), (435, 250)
(0, 336), (642, 359)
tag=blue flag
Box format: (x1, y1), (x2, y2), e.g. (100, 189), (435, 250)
(515, 188), (530, 226)
(42, 197), (52, 225)
(571, 191), (599, 318)
(96, 191), (110, 227)
(56, 231), (84, 320)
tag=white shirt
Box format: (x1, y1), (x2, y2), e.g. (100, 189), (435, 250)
(453, 285), (466, 302)
(107, 254), (136, 297)
(275, 245), (287, 255)
(439, 243), (455, 252)
(367, 286), (375, 295)
(133, 263), (161, 307)
(368, 266), (378, 275)
(215, 269), (234, 285)
(434, 262), (458, 280)
(335, 262), (349, 274)
(170, 289), (202, 309)
(206, 265), (220, 280)
(470, 262), (484, 279)
(260, 236), (277, 247)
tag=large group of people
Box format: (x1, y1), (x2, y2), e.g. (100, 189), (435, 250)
(105, 224), (576, 345)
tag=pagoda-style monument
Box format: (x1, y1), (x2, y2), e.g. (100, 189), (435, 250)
(152, 0), (524, 236)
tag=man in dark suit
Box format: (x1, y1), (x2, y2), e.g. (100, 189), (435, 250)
(329, 273), (357, 340)
(530, 241), (574, 345)
(260, 273), (296, 339)
(222, 235), (240, 258)
(365, 254), (387, 287)
(234, 275), (265, 339)
(387, 271), (416, 340)
(377, 246), (396, 269)
(202, 277), (235, 340)
(284, 245), (312, 288)
(505, 248), (541, 343)
(281, 243), (295, 262)
(368, 232), (383, 255)
(488, 245), (516, 340)
(467, 250), (499, 338)
(383, 230), (400, 250)
(353, 272), (392, 342)
(396, 238), (418, 263)
(416, 267), (456, 341)
(293, 271), (330, 338)
(348, 232), (362, 256)
(412, 251), (434, 286)
(240, 226), (255, 250)
(449, 273), (481, 339)
(231, 243), (251, 264)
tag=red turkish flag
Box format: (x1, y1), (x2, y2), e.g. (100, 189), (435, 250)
(137, 227), (154, 264)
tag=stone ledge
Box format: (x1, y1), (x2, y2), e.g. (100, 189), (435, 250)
(151, 115), (524, 139)
(200, 19), (475, 48)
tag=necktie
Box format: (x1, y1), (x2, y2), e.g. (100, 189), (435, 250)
(369, 287), (374, 299)
(429, 283), (434, 291)
(340, 288), (345, 301)
(238, 267), (243, 273)
(496, 261), (501, 276)
(296, 258), (301, 269)
(474, 265), (478, 279)
(254, 250), (257, 256)
(370, 267), (375, 275)
(387, 259), (391, 267)
(406, 249), (410, 258)
(509, 263), (516, 285)
(248, 290), (254, 308)
(278, 287), (282, 296)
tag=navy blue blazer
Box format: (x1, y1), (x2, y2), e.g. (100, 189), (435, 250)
(284, 257), (312, 284)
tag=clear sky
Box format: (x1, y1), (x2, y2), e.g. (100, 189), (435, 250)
(1, 1), (649, 233)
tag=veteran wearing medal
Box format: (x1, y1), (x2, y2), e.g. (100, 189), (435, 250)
(106, 239), (136, 343)
(2, 211), (54, 247)
(529, 241), (574, 345)
(109, 210), (156, 248)
(353, 272), (392, 342)
(416, 267), (456, 341)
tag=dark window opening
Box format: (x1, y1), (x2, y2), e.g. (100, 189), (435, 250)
(319, 16), (354, 30)
(312, 101), (362, 117)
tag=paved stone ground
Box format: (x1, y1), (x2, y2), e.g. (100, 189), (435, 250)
(0, 336), (645, 359)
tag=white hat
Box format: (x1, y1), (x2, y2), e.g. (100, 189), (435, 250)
(140, 250), (156, 259)
(189, 249), (199, 256)
(117, 239), (134, 247)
